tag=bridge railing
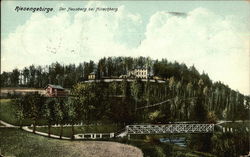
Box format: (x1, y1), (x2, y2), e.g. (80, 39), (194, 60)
(126, 124), (214, 134)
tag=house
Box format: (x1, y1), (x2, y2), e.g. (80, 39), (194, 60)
(88, 72), (96, 80)
(45, 84), (67, 97)
(128, 68), (148, 79)
(119, 75), (129, 79)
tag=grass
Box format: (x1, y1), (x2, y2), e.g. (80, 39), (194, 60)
(0, 128), (143, 157)
(0, 99), (47, 126)
(116, 137), (216, 157)
(0, 99), (18, 125)
(31, 124), (122, 137)
(221, 122), (250, 128)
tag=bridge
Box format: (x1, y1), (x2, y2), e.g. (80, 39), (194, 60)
(116, 123), (214, 138)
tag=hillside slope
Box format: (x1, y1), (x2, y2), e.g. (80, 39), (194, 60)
(0, 128), (143, 157)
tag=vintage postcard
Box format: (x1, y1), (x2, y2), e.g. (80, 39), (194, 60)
(1, 1), (249, 157)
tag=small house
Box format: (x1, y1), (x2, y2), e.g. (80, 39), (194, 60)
(88, 72), (96, 80)
(45, 84), (67, 97)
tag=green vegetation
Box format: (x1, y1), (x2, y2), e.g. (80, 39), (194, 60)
(0, 99), (17, 124)
(1, 56), (250, 156)
(0, 128), (142, 157)
(1, 57), (249, 122)
(0, 128), (71, 157)
(116, 136), (216, 157)
(2, 56), (249, 123)
(30, 124), (122, 137)
(211, 132), (249, 157)
(221, 122), (250, 128)
(0, 99), (46, 126)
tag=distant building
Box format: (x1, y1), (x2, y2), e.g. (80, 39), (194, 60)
(153, 76), (162, 80)
(45, 84), (67, 97)
(88, 72), (96, 80)
(119, 75), (129, 79)
(128, 68), (148, 79)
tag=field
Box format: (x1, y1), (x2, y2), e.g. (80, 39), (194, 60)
(0, 128), (143, 157)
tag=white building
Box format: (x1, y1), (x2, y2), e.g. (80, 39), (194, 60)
(128, 68), (148, 79)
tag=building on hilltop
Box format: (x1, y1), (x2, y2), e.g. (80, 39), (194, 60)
(128, 68), (148, 79)
(45, 84), (67, 97)
(88, 72), (96, 80)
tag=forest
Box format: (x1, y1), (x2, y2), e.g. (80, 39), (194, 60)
(1, 56), (249, 122)
(1, 56), (249, 156)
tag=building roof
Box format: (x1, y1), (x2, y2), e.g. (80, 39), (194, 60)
(89, 72), (96, 75)
(130, 68), (147, 71)
(45, 84), (64, 90)
(130, 66), (148, 70)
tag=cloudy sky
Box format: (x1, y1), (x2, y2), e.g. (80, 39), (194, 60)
(1, 1), (250, 95)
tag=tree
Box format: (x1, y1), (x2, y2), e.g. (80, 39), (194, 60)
(44, 98), (57, 137)
(169, 77), (175, 96)
(192, 93), (208, 122)
(131, 79), (143, 112)
(10, 69), (20, 86)
(22, 67), (30, 85)
(65, 97), (77, 139)
(0, 72), (10, 87)
(14, 98), (25, 128)
(72, 83), (96, 123)
(148, 110), (164, 123)
(55, 98), (66, 139)
(28, 65), (36, 87)
(186, 82), (193, 97)
(27, 93), (45, 133)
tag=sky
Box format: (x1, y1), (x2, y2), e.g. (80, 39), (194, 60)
(1, 1), (250, 95)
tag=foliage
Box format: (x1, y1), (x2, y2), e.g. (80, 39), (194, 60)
(32, 124), (122, 137)
(1, 56), (249, 122)
(188, 134), (213, 152)
(1, 56), (250, 156)
(207, 111), (218, 124)
(211, 132), (249, 157)
(0, 99), (19, 125)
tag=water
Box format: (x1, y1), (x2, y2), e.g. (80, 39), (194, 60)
(160, 137), (187, 147)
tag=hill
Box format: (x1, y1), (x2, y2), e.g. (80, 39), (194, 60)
(0, 128), (143, 157)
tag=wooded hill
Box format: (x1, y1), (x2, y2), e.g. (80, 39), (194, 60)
(1, 56), (249, 122)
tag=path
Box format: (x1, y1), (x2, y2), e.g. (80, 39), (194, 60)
(0, 120), (70, 139)
(0, 120), (18, 128)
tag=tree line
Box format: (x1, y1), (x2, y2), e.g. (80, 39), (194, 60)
(2, 56), (249, 122)
(0, 56), (210, 88)
(14, 79), (249, 135)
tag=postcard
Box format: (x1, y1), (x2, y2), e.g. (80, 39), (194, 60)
(1, 1), (249, 157)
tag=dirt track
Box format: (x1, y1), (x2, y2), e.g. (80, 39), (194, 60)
(59, 141), (143, 157)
